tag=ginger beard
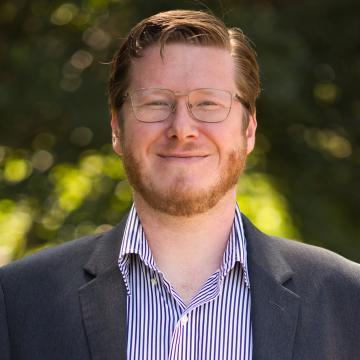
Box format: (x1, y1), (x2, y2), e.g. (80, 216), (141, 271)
(121, 139), (248, 217)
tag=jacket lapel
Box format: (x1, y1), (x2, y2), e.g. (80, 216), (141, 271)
(78, 211), (300, 360)
(79, 219), (128, 360)
(243, 216), (300, 360)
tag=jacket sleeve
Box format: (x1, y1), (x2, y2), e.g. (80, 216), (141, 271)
(0, 275), (11, 360)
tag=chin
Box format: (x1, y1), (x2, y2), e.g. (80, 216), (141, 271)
(137, 179), (230, 217)
(122, 143), (247, 216)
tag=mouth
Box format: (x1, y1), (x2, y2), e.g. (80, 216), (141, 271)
(158, 154), (209, 162)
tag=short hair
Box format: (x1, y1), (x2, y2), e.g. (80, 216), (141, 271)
(108, 10), (260, 124)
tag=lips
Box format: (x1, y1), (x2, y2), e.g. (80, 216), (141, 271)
(156, 143), (210, 161)
(158, 153), (208, 159)
(157, 154), (209, 164)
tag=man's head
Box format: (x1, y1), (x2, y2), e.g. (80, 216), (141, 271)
(108, 10), (260, 216)
(109, 10), (260, 125)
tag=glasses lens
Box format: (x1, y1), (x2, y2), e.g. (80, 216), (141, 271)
(189, 89), (231, 123)
(131, 89), (173, 122)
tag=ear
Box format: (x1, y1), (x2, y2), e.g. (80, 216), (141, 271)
(245, 112), (257, 155)
(111, 111), (123, 156)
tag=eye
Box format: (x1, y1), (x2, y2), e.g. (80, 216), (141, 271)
(145, 100), (171, 107)
(193, 100), (221, 110)
(198, 100), (217, 106)
(135, 98), (172, 110)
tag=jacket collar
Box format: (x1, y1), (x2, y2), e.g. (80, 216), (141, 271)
(243, 215), (300, 360)
(79, 218), (128, 360)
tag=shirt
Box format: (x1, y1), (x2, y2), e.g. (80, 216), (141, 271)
(118, 204), (252, 359)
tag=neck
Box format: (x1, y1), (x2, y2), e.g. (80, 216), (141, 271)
(133, 189), (237, 304)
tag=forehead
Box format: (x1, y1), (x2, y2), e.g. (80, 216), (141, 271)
(128, 43), (236, 92)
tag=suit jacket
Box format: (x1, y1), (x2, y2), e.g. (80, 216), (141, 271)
(0, 214), (359, 360)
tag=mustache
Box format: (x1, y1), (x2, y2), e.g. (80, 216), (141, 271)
(158, 142), (204, 152)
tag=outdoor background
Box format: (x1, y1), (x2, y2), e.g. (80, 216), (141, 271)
(1, 0), (359, 265)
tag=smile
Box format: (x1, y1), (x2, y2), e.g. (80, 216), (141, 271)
(158, 155), (209, 162)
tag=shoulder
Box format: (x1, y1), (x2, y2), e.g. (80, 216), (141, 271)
(266, 235), (360, 349)
(1, 233), (96, 270)
(242, 214), (360, 289)
(0, 218), (126, 290)
(0, 234), (98, 292)
(269, 235), (360, 285)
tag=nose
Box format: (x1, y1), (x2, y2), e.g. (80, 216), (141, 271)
(166, 99), (199, 141)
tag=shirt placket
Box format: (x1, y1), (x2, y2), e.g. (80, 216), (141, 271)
(167, 271), (223, 360)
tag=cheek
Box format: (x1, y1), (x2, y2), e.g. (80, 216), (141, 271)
(124, 122), (164, 154)
(206, 124), (245, 152)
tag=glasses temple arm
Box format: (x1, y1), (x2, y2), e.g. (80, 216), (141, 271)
(235, 94), (251, 110)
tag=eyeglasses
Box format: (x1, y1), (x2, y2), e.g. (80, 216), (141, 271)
(122, 88), (249, 123)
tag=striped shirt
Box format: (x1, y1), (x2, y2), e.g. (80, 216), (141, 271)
(118, 204), (252, 359)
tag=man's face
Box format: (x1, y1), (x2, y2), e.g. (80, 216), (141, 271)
(111, 43), (256, 216)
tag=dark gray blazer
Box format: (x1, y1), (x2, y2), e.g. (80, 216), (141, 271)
(1, 215), (359, 360)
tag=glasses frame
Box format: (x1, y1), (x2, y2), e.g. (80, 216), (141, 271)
(122, 88), (250, 123)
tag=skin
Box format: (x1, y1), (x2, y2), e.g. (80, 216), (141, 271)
(111, 44), (257, 304)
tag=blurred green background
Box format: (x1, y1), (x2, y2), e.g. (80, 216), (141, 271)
(1, 0), (359, 265)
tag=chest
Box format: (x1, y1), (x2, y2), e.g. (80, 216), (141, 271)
(126, 258), (252, 359)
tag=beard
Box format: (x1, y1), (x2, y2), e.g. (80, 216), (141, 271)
(121, 142), (248, 217)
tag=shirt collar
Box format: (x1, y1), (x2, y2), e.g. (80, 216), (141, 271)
(219, 204), (250, 288)
(118, 203), (250, 292)
(119, 204), (157, 267)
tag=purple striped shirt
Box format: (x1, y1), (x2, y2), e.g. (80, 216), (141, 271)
(118, 204), (253, 359)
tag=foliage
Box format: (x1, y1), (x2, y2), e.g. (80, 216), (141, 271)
(1, 0), (359, 265)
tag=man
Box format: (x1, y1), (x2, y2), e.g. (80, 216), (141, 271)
(1, 10), (359, 360)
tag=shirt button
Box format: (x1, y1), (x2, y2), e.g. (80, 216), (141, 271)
(151, 278), (157, 286)
(180, 315), (188, 326)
